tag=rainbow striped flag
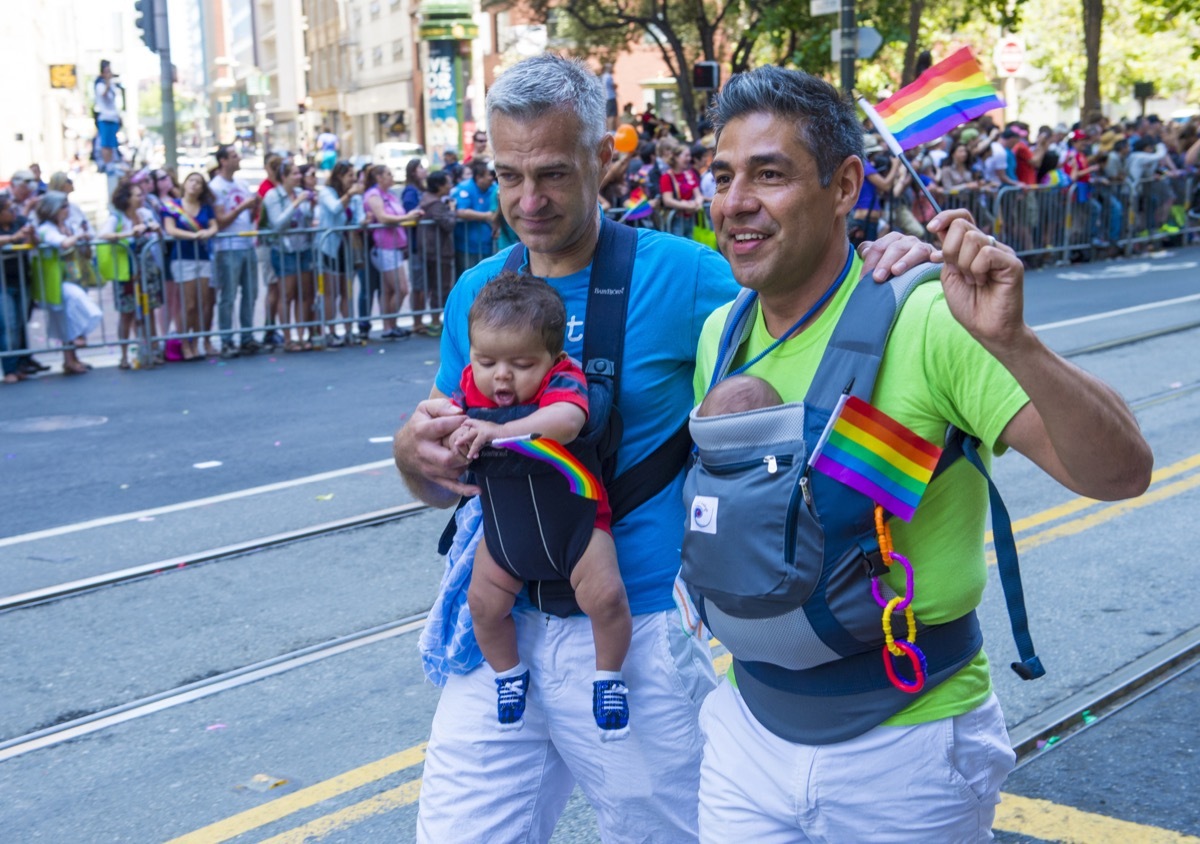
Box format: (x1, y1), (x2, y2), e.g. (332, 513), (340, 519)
(492, 435), (602, 500)
(809, 396), (942, 521)
(622, 189), (653, 222)
(871, 47), (1004, 151)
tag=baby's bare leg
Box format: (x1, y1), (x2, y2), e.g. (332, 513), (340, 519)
(569, 529), (631, 673)
(467, 538), (524, 673)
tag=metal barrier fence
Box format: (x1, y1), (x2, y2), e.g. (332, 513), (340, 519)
(3, 176), (1197, 372)
(1, 219), (469, 370)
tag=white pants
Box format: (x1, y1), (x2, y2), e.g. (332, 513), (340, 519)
(698, 681), (1015, 843)
(417, 608), (717, 843)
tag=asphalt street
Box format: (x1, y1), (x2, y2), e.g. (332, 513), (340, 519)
(1, 245), (1198, 843)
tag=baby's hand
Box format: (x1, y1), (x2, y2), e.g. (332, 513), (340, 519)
(454, 418), (502, 461)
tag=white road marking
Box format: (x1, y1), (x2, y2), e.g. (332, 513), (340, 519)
(0, 459), (395, 548)
(1032, 292), (1200, 331)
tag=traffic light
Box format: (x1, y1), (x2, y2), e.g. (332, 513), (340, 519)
(135, 0), (157, 53)
(693, 61), (720, 91)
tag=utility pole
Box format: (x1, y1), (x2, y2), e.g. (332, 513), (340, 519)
(839, 0), (856, 96)
(156, 0), (177, 171)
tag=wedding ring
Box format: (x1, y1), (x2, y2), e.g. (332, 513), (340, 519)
(987, 235), (996, 248)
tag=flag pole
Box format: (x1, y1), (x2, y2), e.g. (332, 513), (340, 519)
(857, 95), (943, 217)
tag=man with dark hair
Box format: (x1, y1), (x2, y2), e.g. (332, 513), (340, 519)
(451, 158), (497, 271)
(687, 64), (1151, 840)
(441, 149), (464, 184)
(210, 144), (262, 354)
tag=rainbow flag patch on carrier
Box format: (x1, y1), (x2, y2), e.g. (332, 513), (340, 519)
(809, 396), (942, 521)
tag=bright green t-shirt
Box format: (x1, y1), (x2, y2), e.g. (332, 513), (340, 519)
(693, 253), (1030, 726)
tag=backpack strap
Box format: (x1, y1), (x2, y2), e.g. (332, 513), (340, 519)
(941, 428), (1046, 680)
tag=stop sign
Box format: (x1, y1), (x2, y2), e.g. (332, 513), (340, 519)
(995, 38), (1025, 76)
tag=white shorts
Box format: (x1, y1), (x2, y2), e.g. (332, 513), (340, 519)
(416, 608), (717, 843)
(370, 248), (405, 273)
(698, 681), (1016, 843)
(170, 259), (212, 284)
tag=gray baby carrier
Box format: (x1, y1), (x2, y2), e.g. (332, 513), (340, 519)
(681, 261), (1044, 744)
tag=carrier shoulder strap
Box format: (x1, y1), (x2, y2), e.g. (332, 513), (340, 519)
(707, 258), (1044, 681)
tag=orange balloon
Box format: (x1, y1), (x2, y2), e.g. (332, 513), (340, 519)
(614, 124), (639, 154)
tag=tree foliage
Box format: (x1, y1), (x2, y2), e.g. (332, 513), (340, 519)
(1020, 0), (1200, 114)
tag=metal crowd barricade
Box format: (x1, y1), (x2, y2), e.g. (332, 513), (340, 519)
(941, 186), (996, 233)
(0, 243), (38, 371)
(1128, 174), (1193, 249)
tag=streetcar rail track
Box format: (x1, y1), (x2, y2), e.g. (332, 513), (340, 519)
(0, 502), (432, 613)
(1060, 319), (1200, 358)
(1009, 624), (1200, 766)
(0, 613), (430, 763)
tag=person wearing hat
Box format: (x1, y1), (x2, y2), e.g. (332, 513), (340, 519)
(94, 60), (123, 173)
(32, 191), (103, 374)
(8, 169), (38, 217)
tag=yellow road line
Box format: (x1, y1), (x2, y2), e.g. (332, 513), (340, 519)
(1015, 470), (1200, 555)
(258, 780), (423, 844)
(163, 745), (426, 844)
(992, 451), (1200, 542)
(995, 793), (1200, 843)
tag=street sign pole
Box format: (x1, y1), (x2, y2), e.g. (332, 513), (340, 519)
(839, 0), (856, 96)
(156, 0), (177, 171)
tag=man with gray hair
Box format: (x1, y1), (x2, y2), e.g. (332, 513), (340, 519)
(394, 53), (734, 842)
(394, 54), (934, 843)
(687, 64), (1151, 841)
(8, 170), (38, 217)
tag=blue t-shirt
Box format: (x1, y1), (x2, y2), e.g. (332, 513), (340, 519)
(453, 179), (498, 253)
(854, 160), (880, 212)
(436, 225), (740, 615)
(163, 203), (216, 261)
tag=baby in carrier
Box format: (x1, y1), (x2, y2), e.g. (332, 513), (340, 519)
(449, 271), (633, 740)
(696, 373), (783, 418)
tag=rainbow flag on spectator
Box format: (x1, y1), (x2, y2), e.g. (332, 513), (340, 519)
(621, 188), (654, 222)
(492, 435), (601, 500)
(865, 48), (1004, 152)
(808, 396), (943, 522)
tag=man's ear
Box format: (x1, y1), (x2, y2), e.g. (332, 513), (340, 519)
(832, 155), (864, 217)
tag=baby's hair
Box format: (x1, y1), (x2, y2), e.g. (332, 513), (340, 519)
(468, 270), (566, 355)
(698, 375), (783, 417)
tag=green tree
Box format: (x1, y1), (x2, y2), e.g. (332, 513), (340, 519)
(520, 0), (772, 138)
(1020, 0), (1200, 115)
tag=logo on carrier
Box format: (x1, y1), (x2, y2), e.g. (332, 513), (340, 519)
(690, 495), (718, 533)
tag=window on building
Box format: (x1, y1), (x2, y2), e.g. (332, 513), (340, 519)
(392, 39), (404, 60)
(357, 51), (364, 70)
(352, 7), (361, 26)
(369, 1), (380, 21)
(373, 46), (383, 67)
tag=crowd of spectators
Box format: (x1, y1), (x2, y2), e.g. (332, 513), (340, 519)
(853, 113), (1200, 258)
(1, 109), (1198, 383)
(0, 138), (511, 380)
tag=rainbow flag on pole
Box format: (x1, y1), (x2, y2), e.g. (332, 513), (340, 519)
(865, 47), (1004, 152)
(492, 435), (602, 500)
(809, 396), (942, 521)
(621, 188), (654, 222)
